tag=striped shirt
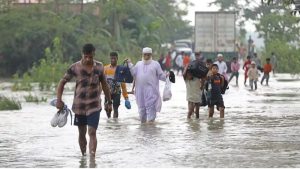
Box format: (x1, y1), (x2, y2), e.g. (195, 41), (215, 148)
(104, 64), (128, 98)
(63, 60), (105, 116)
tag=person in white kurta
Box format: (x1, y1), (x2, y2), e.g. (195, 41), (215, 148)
(128, 47), (167, 123)
(214, 53), (228, 80)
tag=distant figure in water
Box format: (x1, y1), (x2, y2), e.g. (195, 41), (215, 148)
(228, 57), (240, 86)
(261, 58), (272, 86)
(55, 44), (112, 157)
(270, 52), (277, 76)
(126, 47), (172, 123)
(247, 61), (259, 90)
(243, 56), (252, 86)
(214, 53), (228, 80)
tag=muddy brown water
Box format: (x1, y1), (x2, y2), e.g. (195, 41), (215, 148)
(0, 73), (299, 167)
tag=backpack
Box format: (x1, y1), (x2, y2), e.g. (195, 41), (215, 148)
(206, 73), (229, 94)
(217, 74), (229, 94)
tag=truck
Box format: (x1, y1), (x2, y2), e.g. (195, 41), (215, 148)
(194, 11), (237, 60)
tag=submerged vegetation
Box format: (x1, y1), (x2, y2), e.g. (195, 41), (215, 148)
(24, 93), (47, 103)
(0, 95), (21, 111)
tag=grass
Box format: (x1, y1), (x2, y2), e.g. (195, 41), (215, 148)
(24, 94), (47, 103)
(0, 95), (22, 110)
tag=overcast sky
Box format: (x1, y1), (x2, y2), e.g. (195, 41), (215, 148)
(183, 0), (257, 32)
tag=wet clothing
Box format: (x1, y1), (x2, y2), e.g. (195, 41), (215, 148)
(247, 67), (259, 81)
(74, 110), (101, 129)
(228, 72), (239, 84)
(158, 57), (166, 71)
(129, 60), (166, 122)
(214, 61), (227, 75)
(175, 54), (183, 68)
(253, 57), (261, 67)
(62, 60), (105, 116)
(165, 55), (172, 70)
(261, 73), (270, 85)
(185, 77), (202, 103)
(105, 94), (121, 109)
(263, 63), (272, 73)
(104, 64), (128, 98)
(231, 62), (240, 73)
(207, 74), (225, 109)
(247, 67), (259, 90)
(183, 55), (190, 68)
(229, 61), (240, 84)
(243, 60), (252, 79)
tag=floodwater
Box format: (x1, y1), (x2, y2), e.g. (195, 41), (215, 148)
(0, 73), (299, 168)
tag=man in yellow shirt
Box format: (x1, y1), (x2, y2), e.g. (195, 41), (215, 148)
(104, 52), (129, 118)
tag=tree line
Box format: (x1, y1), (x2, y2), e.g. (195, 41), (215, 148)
(210, 0), (300, 74)
(0, 0), (193, 78)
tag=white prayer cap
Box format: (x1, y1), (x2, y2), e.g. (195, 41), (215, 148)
(142, 47), (152, 54)
(217, 53), (223, 57)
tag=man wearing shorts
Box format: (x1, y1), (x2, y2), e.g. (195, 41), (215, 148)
(56, 43), (112, 157)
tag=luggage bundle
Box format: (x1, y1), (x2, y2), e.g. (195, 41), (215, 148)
(188, 60), (209, 78)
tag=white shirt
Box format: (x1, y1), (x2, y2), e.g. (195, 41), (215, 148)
(214, 61), (227, 75)
(175, 55), (183, 67)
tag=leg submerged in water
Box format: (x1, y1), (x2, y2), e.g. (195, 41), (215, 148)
(187, 101), (194, 119)
(195, 103), (200, 119)
(88, 126), (97, 157)
(209, 106), (214, 118)
(78, 126), (87, 156)
(219, 107), (225, 118)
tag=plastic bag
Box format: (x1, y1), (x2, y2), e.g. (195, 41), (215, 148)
(125, 99), (131, 109)
(163, 78), (172, 101)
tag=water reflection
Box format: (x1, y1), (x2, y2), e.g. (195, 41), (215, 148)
(186, 119), (201, 132)
(89, 156), (97, 168)
(79, 156), (87, 168)
(207, 119), (224, 130)
(79, 156), (97, 168)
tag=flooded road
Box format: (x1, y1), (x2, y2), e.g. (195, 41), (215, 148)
(0, 73), (299, 167)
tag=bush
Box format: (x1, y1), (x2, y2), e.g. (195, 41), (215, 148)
(263, 39), (300, 74)
(24, 93), (47, 103)
(0, 95), (22, 110)
(12, 73), (33, 91)
(14, 37), (70, 91)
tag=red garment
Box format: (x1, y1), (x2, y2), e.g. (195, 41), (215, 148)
(165, 55), (172, 69)
(263, 63), (272, 73)
(183, 55), (190, 67)
(243, 60), (251, 73)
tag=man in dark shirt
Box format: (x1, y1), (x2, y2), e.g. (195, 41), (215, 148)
(56, 43), (112, 157)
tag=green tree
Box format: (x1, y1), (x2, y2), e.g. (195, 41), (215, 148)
(0, 0), (193, 78)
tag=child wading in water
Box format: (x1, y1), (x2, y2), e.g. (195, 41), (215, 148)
(183, 66), (204, 119)
(206, 64), (225, 118)
(247, 61), (259, 90)
(261, 58), (272, 86)
(243, 56), (252, 86)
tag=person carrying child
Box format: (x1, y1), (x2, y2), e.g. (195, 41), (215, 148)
(206, 64), (225, 118)
(247, 61), (259, 90)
